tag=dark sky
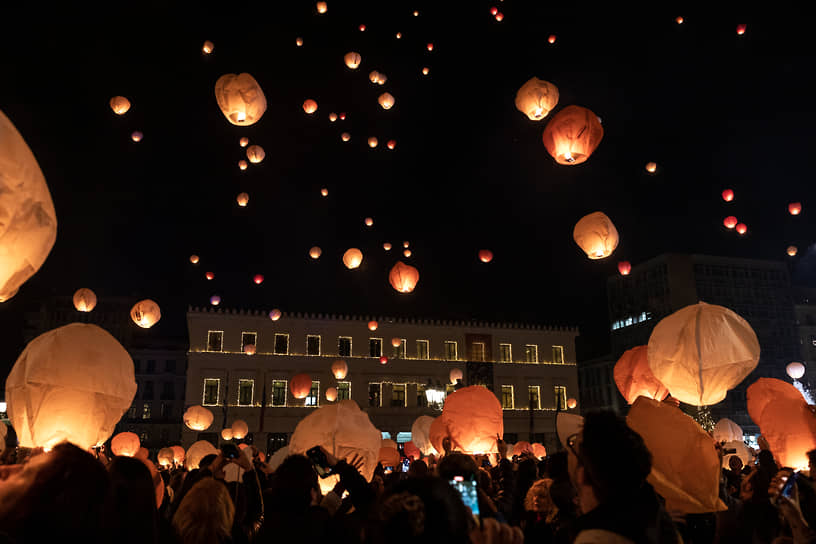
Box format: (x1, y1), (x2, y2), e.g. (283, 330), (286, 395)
(2, 4), (815, 378)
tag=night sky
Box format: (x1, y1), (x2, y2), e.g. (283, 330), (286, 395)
(2, 4), (816, 379)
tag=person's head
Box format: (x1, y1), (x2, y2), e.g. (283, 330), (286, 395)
(172, 477), (234, 544)
(757, 449), (777, 474)
(728, 455), (744, 473)
(524, 478), (558, 517)
(105, 456), (159, 543)
(264, 454), (319, 514)
(198, 453), (217, 470)
(408, 459), (429, 479)
(567, 411), (651, 509)
(547, 450), (570, 482)
(807, 448), (816, 476)
(437, 452), (478, 482)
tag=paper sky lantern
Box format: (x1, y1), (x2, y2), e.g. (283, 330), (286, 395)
(309, 246), (322, 259)
(723, 216), (738, 229)
(130, 131), (143, 142)
(183, 405), (214, 431)
(450, 368), (463, 384)
(185, 440), (218, 470)
(736, 24), (747, 35)
(479, 250), (493, 263)
(331, 359), (348, 380)
(712, 418), (743, 444)
(627, 397), (726, 514)
(532, 443), (547, 458)
(269, 309), (281, 321)
(221, 428), (233, 440)
(379, 447), (401, 467)
(237, 193), (249, 207)
(567, 398), (578, 409)
(339, 113), (346, 120)
(422, 67), (430, 76)
(243, 344), (256, 355)
(157, 448), (174, 467)
(296, 37), (303, 46)
(321, 188), (329, 196)
(369, 71), (387, 85)
(344, 52), (361, 69)
(291, 373), (312, 399)
(368, 320), (378, 331)
(231, 419), (249, 439)
(253, 274), (264, 285)
(378, 93), (395, 110)
(210, 295), (221, 306)
(343, 248), (363, 269)
(325, 387), (338, 402)
(426, 43), (434, 51)
(214, 73), (266, 126)
(389, 261), (420, 293)
(645, 162), (657, 173)
(190, 255), (200, 264)
(130, 299), (161, 328)
(368, 137), (379, 148)
(383, 243), (392, 251)
(490, 7), (498, 15)
(675, 16), (684, 24)
(6, 323), (136, 450)
(382, 438), (398, 450)
(359, 24), (366, 31)
(73, 288), (97, 312)
(411, 416), (437, 456)
(303, 99), (318, 114)
(542, 105), (604, 165)
(109, 96), (131, 115)
(111, 432), (141, 457)
(429, 416), (448, 455)
(329, 113), (337, 122)
(404, 441), (420, 460)
(787, 362), (806, 380)
(379, 356), (388, 365)
(0, 110), (58, 302)
(736, 223), (747, 235)
(789, 202), (802, 215)
(747, 378), (816, 470)
(246, 145), (265, 163)
(618, 261), (632, 275)
(513, 441), (533, 456)
(316, 1), (327, 13)
(341, 132), (351, 142)
(495, 12), (504, 21)
(722, 189), (734, 202)
(391, 337), (401, 348)
(403, 249), (412, 258)
(387, 140), (396, 150)
(135, 447), (148, 461)
(647, 302), (760, 406)
(238, 160), (248, 170)
(613, 345), (670, 405)
(202, 40), (214, 54)
(788, 246), (798, 257)
(171, 445), (185, 464)
(205, 271), (214, 280)
(364, 217), (374, 227)
(440, 385), (503, 454)
(573, 211), (618, 259)
(514, 78), (559, 121)
(396, 32), (402, 39)
(548, 35), (556, 44)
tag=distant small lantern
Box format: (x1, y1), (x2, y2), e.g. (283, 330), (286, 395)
(343, 248), (363, 269)
(450, 368), (463, 384)
(789, 202), (802, 215)
(403, 249), (412, 257)
(389, 261), (420, 293)
(618, 261), (632, 275)
(341, 132), (351, 142)
(131, 299), (161, 328)
(339, 113), (346, 120)
(237, 193), (249, 207)
(383, 243), (392, 251)
(723, 216), (738, 229)
(269, 309), (281, 321)
(736, 223), (747, 235)
(303, 99), (318, 114)
(567, 398), (577, 409)
(542, 105), (604, 165)
(73, 288), (97, 312)
(184, 406), (214, 431)
(787, 362), (806, 380)
(205, 271), (214, 280)
(296, 37), (303, 46)
(157, 448), (174, 467)
(190, 255), (200, 264)
(369, 71), (387, 85)
(310, 246), (322, 259)
(110, 96), (131, 115)
(214, 73), (267, 126)
(365, 217), (374, 227)
(490, 7), (498, 15)
(422, 67), (430, 76)
(239, 137), (249, 147)
(359, 24), (366, 32)
(368, 321), (378, 331)
(573, 212), (618, 259)
(316, 1), (327, 14)
(413, 10), (419, 16)
(736, 24), (747, 35)
(344, 52), (361, 69)
(325, 387), (338, 402)
(329, 113), (338, 122)
(722, 189), (734, 202)
(675, 16), (684, 24)
(238, 160), (248, 171)
(514, 78), (559, 121)
(403, 241), (410, 248)
(495, 12), (504, 21)
(253, 274), (264, 285)
(396, 32), (402, 39)
(321, 188), (328, 197)
(221, 428), (233, 440)
(426, 43), (434, 51)
(210, 295), (221, 306)
(368, 137), (378, 148)
(244, 344), (256, 355)
(246, 145), (265, 163)
(391, 337), (402, 348)
(787, 246), (798, 257)
(111, 432), (141, 457)
(548, 35), (556, 44)
(379, 356), (388, 365)
(479, 250), (493, 263)
(387, 140), (396, 150)
(231, 420), (249, 439)
(645, 162), (657, 173)
(291, 373), (312, 399)
(331, 359), (348, 380)
(202, 40), (214, 54)
(131, 131), (143, 142)
(378, 93), (395, 110)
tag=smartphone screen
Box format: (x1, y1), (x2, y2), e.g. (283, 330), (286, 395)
(450, 476), (480, 522)
(402, 458), (411, 472)
(781, 472), (798, 499)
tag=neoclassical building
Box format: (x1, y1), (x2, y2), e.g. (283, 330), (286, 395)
(184, 307), (580, 454)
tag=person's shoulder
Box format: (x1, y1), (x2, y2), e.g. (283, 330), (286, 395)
(574, 529), (636, 544)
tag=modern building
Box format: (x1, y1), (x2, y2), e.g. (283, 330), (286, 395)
(794, 287), (816, 390)
(184, 307), (580, 455)
(576, 354), (624, 414)
(604, 253), (798, 431)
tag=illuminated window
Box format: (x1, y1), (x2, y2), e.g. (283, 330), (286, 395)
(501, 385), (514, 409)
(306, 335), (321, 356)
(207, 331), (224, 352)
(305, 381), (320, 407)
(499, 343), (512, 362)
(142, 403), (151, 420)
(238, 379), (254, 406)
(271, 380), (287, 406)
(416, 340), (430, 359)
(528, 386), (541, 410)
(472, 342), (486, 362)
(241, 332), (257, 352)
(524, 345), (538, 363)
(369, 383), (382, 407)
(391, 384), (407, 407)
(338, 337), (352, 357)
(337, 381), (351, 401)
(369, 338), (383, 357)
(203, 378), (220, 405)
(552, 345), (564, 364)
(396, 339), (407, 359)
(274, 334), (289, 355)
(444, 341), (458, 360)
(554, 386), (567, 410)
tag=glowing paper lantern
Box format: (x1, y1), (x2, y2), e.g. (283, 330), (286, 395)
(368, 137), (378, 148)
(185, 440), (218, 470)
(379, 447), (401, 467)
(495, 12), (504, 21)
(532, 443), (547, 458)
(378, 93), (395, 110)
(291, 373), (312, 399)
(647, 302), (760, 406)
(343, 248), (363, 269)
(722, 189), (734, 202)
(627, 397), (726, 514)
(676, 16), (684, 24)
(389, 261), (420, 293)
(490, 7), (498, 15)
(788, 246), (798, 257)
(613, 346), (670, 405)
(190, 255), (200, 264)
(723, 216), (738, 229)
(269, 309), (281, 321)
(130, 299), (161, 328)
(404, 241), (410, 247)
(5, 323), (136, 450)
(237, 193), (249, 207)
(303, 99), (318, 114)
(325, 387), (338, 402)
(310, 246), (322, 259)
(296, 37), (303, 47)
(403, 250), (412, 258)
(382, 438), (398, 450)
(210, 295), (221, 306)
(396, 32), (402, 39)
(479, 250), (493, 263)
(344, 52), (361, 69)
(231, 420), (249, 439)
(404, 441), (420, 460)
(387, 140), (396, 150)
(111, 432), (141, 457)
(109, 96), (131, 115)
(383, 243), (392, 251)
(789, 202), (802, 215)
(548, 35), (556, 44)
(736, 24), (746, 35)
(0, 110), (57, 302)
(712, 418), (743, 444)
(429, 416), (448, 455)
(440, 385), (503, 454)
(747, 378), (816, 470)
(136, 448), (148, 461)
(183, 405), (214, 431)
(202, 40), (214, 54)
(253, 274), (264, 285)
(131, 131), (143, 142)
(331, 359), (348, 380)
(214, 73), (267, 126)
(379, 356), (388, 365)
(171, 445), (185, 464)
(157, 448), (174, 467)
(341, 132), (351, 142)
(426, 43), (434, 51)
(246, 145), (265, 163)
(329, 113), (337, 122)
(787, 362), (806, 380)
(514, 78), (559, 121)
(359, 24), (366, 32)
(645, 162), (657, 173)
(321, 188), (328, 197)
(369, 71), (387, 85)
(567, 398), (578, 409)
(73, 288), (97, 312)
(243, 344), (256, 355)
(365, 217), (374, 227)
(411, 416), (437, 456)
(618, 261), (632, 275)
(316, 1), (327, 13)
(542, 105), (604, 165)
(368, 320), (378, 331)
(422, 67), (430, 76)
(736, 223), (747, 235)
(221, 428), (233, 440)
(513, 441), (533, 456)
(238, 160), (248, 171)
(205, 271), (214, 280)
(573, 211), (618, 259)
(449, 368), (463, 384)
(390, 337), (401, 348)
(339, 113), (346, 120)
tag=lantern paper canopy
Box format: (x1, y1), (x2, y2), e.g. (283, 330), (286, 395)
(747, 378), (816, 470)
(329, 113), (337, 122)
(310, 246), (322, 259)
(364, 217), (374, 227)
(341, 132), (351, 142)
(787, 362), (806, 380)
(387, 140), (396, 150)
(440, 385), (503, 454)
(291, 373), (312, 399)
(736, 24), (747, 35)
(0, 110), (58, 303)
(548, 35), (556, 43)
(237, 193), (249, 207)
(130, 131), (143, 142)
(450, 368), (463, 384)
(109, 96), (131, 115)
(722, 189), (734, 202)
(404, 241), (411, 249)
(789, 202), (802, 215)
(723, 216), (738, 229)
(404, 441), (420, 460)
(647, 302), (760, 406)
(157, 448), (174, 467)
(382, 438), (398, 450)
(479, 250), (493, 263)
(618, 261), (632, 276)
(171, 445), (185, 464)
(711, 418), (744, 444)
(567, 398), (578, 410)
(321, 188), (329, 196)
(269, 309), (281, 321)
(190, 254), (200, 264)
(645, 162), (657, 173)
(403, 250), (412, 258)
(626, 397), (727, 514)
(359, 24), (366, 32)
(331, 359), (348, 380)
(383, 243), (392, 251)
(238, 160), (248, 171)
(368, 137), (378, 148)
(73, 288), (97, 312)
(391, 337), (401, 348)
(379, 356), (388, 365)
(379, 447), (401, 467)
(428, 415), (449, 455)
(316, 1), (327, 13)
(296, 37), (303, 46)
(514, 78), (559, 121)
(238, 137), (249, 147)
(185, 440), (218, 470)
(411, 416), (437, 456)
(221, 428), (234, 440)
(202, 40), (214, 54)
(210, 295), (221, 306)
(303, 99), (318, 114)
(613, 345), (670, 405)
(378, 93), (395, 110)
(422, 67), (430, 76)
(676, 16), (684, 24)
(541, 105), (604, 165)
(231, 420), (249, 439)
(205, 272), (214, 280)
(369, 71), (387, 85)
(573, 212), (618, 259)
(243, 344), (256, 355)
(246, 145), (265, 164)
(343, 248), (363, 269)
(111, 431), (141, 457)
(495, 13), (504, 21)
(344, 52), (361, 69)
(788, 246), (798, 257)
(131, 299), (161, 328)
(253, 274), (264, 285)
(368, 320), (378, 331)
(736, 223), (747, 235)
(5, 323), (136, 450)
(183, 405), (214, 431)
(389, 261), (420, 293)
(136, 447), (148, 461)
(532, 443), (547, 459)
(513, 441), (533, 456)
(214, 73), (267, 126)
(325, 387), (338, 402)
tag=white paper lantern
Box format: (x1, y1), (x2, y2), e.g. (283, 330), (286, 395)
(185, 440), (218, 470)
(410, 415), (437, 456)
(712, 418), (743, 444)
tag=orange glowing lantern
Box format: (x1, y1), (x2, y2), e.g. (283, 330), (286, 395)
(478, 249), (493, 263)
(321, 188), (328, 197)
(214, 73), (266, 126)
(109, 96), (131, 115)
(296, 37), (303, 46)
(73, 288), (97, 312)
(645, 162), (657, 173)
(331, 359), (348, 379)
(291, 374), (313, 400)
(343, 248), (363, 269)
(171, 446), (185, 464)
(712, 418), (743, 443)
(221, 428), (233, 441)
(130, 131), (143, 142)
(618, 261), (632, 275)
(532, 443), (547, 458)
(389, 261), (420, 293)
(239, 137), (249, 147)
(130, 299), (161, 328)
(404, 441), (420, 460)
(205, 271), (214, 280)
(237, 193), (249, 207)
(736, 24), (746, 35)
(613, 345), (670, 404)
(787, 246), (798, 257)
(387, 140), (396, 150)
(341, 132), (351, 142)
(422, 67), (430, 76)
(316, 1), (327, 14)
(244, 344), (256, 355)
(542, 105), (604, 165)
(391, 337), (402, 348)
(426, 43), (434, 51)
(403, 249), (412, 258)
(573, 212), (618, 259)
(329, 113), (337, 122)
(253, 274), (264, 285)
(365, 217), (374, 227)
(310, 246), (322, 259)
(441, 386), (503, 454)
(378, 93), (395, 110)
(723, 216), (738, 229)
(184, 405), (214, 431)
(513, 442), (533, 456)
(383, 243), (392, 251)
(396, 32), (402, 39)
(789, 202), (802, 215)
(325, 387), (338, 402)
(490, 7), (498, 15)
(369, 71), (387, 85)
(567, 398), (578, 409)
(514, 78), (559, 121)
(722, 189), (734, 202)
(238, 160), (248, 170)
(190, 255), (200, 264)
(404, 241), (410, 248)
(210, 295), (221, 306)
(231, 420), (248, 439)
(185, 441), (218, 470)
(368, 137), (378, 148)
(269, 309), (281, 321)
(412, 416), (437, 456)
(379, 356), (388, 365)
(449, 368), (463, 384)
(359, 24), (366, 32)
(379, 447), (401, 468)
(202, 40), (214, 54)
(303, 99), (318, 114)
(246, 145), (265, 164)
(736, 223), (747, 235)
(675, 16), (684, 24)
(495, 12), (504, 21)
(368, 320), (378, 331)
(548, 35), (556, 44)
(157, 448), (174, 468)
(111, 432), (141, 457)
(344, 52), (361, 69)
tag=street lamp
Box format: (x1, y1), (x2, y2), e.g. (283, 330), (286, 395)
(425, 379), (445, 410)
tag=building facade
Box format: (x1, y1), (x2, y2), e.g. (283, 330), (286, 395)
(577, 354), (624, 414)
(794, 287), (816, 391)
(184, 307), (580, 454)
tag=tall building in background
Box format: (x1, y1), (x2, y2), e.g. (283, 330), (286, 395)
(794, 287), (816, 391)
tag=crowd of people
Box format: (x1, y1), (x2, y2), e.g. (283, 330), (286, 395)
(2, 410), (816, 544)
